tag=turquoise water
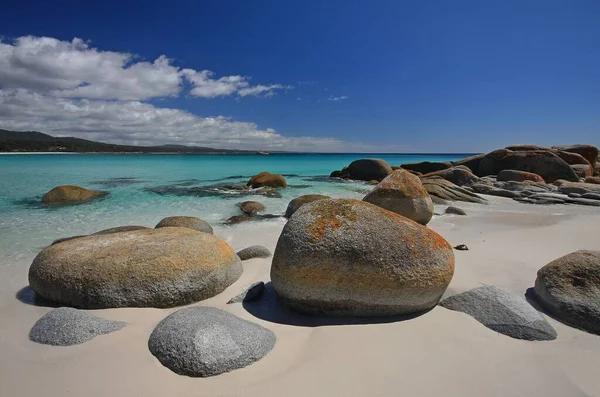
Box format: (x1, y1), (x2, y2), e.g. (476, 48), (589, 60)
(0, 153), (469, 262)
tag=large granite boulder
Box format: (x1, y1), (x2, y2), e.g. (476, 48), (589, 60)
(41, 185), (108, 205)
(285, 194), (330, 218)
(534, 250), (600, 334)
(553, 145), (599, 168)
(440, 285), (556, 341)
(479, 150), (579, 182)
(497, 170), (545, 183)
(148, 307), (275, 377)
(452, 153), (486, 175)
(247, 172), (287, 188)
(363, 169), (434, 225)
(422, 166), (480, 186)
(155, 216), (213, 234)
(29, 307), (126, 346)
(420, 176), (487, 204)
(236, 245), (272, 260)
(29, 228), (242, 308)
(271, 199), (455, 316)
(400, 161), (452, 174)
(240, 201), (265, 216)
(346, 159), (393, 182)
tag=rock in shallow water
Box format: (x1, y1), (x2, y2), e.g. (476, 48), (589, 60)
(29, 228), (242, 308)
(41, 185), (108, 205)
(148, 307), (275, 377)
(236, 245), (272, 260)
(441, 285), (556, 341)
(271, 199), (455, 316)
(29, 307), (126, 346)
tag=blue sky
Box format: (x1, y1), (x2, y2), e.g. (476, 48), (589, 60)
(1, 0), (599, 152)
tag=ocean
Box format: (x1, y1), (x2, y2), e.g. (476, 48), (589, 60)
(0, 153), (469, 263)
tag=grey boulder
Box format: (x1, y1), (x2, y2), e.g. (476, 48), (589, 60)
(148, 307), (275, 377)
(441, 285), (556, 341)
(29, 307), (126, 346)
(236, 245), (272, 260)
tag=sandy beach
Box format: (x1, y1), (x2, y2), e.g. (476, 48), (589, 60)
(1, 196), (599, 397)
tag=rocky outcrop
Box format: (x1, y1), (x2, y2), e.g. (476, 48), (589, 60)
(148, 307), (275, 377)
(41, 185), (108, 205)
(553, 145), (599, 168)
(155, 216), (213, 234)
(441, 286), (556, 341)
(400, 161), (452, 175)
(227, 281), (266, 303)
(247, 172), (287, 188)
(271, 199), (455, 316)
(236, 245), (272, 260)
(420, 177), (487, 204)
(534, 250), (600, 335)
(331, 159), (393, 182)
(29, 307), (126, 346)
(285, 194), (330, 218)
(29, 228), (242, 308)
(497, 170), (545, 183)
(479, 150), (579, 182)
(363, 169), (434, 225)
(422, 166), (480, 186)
(240, 201), (265, 215)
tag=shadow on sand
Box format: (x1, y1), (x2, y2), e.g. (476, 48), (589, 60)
(16, 286), (59, 308)
(242, 281), (431, 327)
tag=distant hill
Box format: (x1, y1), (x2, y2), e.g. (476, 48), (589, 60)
(0, 129), (253, 153)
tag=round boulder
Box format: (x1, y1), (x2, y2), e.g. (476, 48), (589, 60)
(271, 199), (455, 316)
(41, 185), (108, 205)
(240, 201), (265, 216)
(347, 159), (393, 182)
(148, 307), (276, 377)
(285, 194), (330, 218)
(497, 170), (545, 183)
(155, 216), (213, 234)
(236, 245), (272, 260)
(29, 228), (242, 308)
(363, 169), (434, 225)
(534, 250), (600, 334)
(247, 172), (287, 188)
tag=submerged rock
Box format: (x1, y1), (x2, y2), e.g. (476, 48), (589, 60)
(148, 307), (275, 377)
(240, 201), (265, 216)
(227, 281), (266, 303)
(441, 286), (556, 341)
(247, 172), (287, 188)
(285, 194), (330, 218)
(236, 245), (272, 260)
(41, 185), (108, 205)
(363, 169), (434, 225)
(534, 250), (600, 334)
(271, 199), (455, 316)
(29, 228), (242, 308)
(155, 216), (213, 234)
(29, 307), (126, 346)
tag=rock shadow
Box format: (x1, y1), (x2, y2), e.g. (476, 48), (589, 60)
(16, 286), (59, 308)
(242, 282), (430, 327)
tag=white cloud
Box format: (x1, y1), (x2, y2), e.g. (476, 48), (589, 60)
(0, 36), (289, 100)
(0, 89), (397, 152)
(328, 95), (348, 101)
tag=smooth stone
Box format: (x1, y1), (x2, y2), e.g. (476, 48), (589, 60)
(346, 159), (393, 182)
(236, 245), (272, 260)
(422, 166), (480, 186)
(441, 285), (557, 341)
(247, 172), (287, 188)
(41, 185), (108, 205)
(29, 307), (126, 346)
(155, 216), (213, 234)
(445, 206), (466, 215)
(239, 201), (265, 216)
(227, 281), (266, 303)
(148, 307), (276, 377)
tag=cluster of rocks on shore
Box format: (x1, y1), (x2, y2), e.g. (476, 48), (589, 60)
(24, 144), (600, 378)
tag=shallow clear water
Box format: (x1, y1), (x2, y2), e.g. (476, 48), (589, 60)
(0, 153), (468, 263)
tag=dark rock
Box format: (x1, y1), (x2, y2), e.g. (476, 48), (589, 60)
(285, 194), (330, 218)
(445, 206), (466, 215)
(236, 245), (272, 260)
(41, 185), (109, 205)
(534, 250), (600, 334)
(247, 172), (287, 188)
(346, 159), (393, 182)
(420, 177), (487, 204)
(497, 170), (545, 183)
(454, 244), (469, 251)
(329, 170), (342, 178)
(227, 215), (252, 224)
(155, 216), (213, 234)
(271, 199), (455, 316)
(29, 228), (242, 308)
(227, 281), (266, 303)
(363, 169), (434, 225)
(148, 307), (275, 377)
(441, 285), (556, 341)
(452, 153), (486, 175)
(400, 161), (452, 174)
(581, 193), (600, 201)
(240, 201), (265, 216)
(29, 307), (126, 346)
(479, 150), (579, 182)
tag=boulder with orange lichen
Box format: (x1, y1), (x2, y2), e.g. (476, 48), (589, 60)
(271, 199), (455, 316)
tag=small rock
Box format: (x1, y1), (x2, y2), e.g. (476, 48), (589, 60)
(441, 285), (556, 341)
(155, 216), (213, 234)
(454, 244), (469, 251)
(236, 245), (272, 260)
(445, 206), (466, 215)
(29, 307), (126, 346)
(227, 215), (252, 224)
(148, 307), (276, 377)
(240, 201), (265, 216)
(227, 281), (266, 303)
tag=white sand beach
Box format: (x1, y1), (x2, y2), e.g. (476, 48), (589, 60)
(1, 196), (599, 397)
